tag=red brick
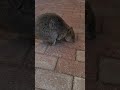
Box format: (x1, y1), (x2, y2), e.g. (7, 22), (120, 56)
(45, 45), (76, 60)
(62, 15), (81, 28)
(35, 88), (45, 90)
(73, 77), (85, 90)
(76, 50), (85, 62)
(35, 0), (55, 5)
(79, 24), (85, 33)
(56, 58), (85, 78)
(73, 27), (85, 34)
(35, 6), (64, 17)
(35, 69), (73, 90)
(42, 8), (63, 16)
(61, 9), (74, 16)
(62, 33), (85, 50)
(35, 42), (48, 54)
(76, 0), (85, 3)
(35, 53), (58, 70)
(80, 14), (85, 25)
(62, 5), (76, 11)
(79, 2), (85, 13)
(35, 39), (41, 45)
(72, 2), (85, 14)
(62, 14), (85, 33)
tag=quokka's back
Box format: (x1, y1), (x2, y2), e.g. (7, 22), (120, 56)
(35, 13), (75, 45)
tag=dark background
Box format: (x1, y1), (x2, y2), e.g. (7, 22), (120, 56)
(0, 0), (35, 90)
(86, 0), (120, 90)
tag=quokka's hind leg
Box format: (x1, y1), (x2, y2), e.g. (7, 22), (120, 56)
(48, 38), (57, 46)
(49, 32), (58, 45)
(47, 40), (54, 46)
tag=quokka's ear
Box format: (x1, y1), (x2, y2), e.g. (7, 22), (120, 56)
(69, 27), (73, 30)
(70, 27), (73, 29)
(70, 27), (75, 39)
(68, 27), (73, 33)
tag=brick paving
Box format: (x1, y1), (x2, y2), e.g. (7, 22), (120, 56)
(35, 0), (85, 90)
(73, 77), (85, 90)
(35, 69), (73, 90)
(35, 54), (58, 70)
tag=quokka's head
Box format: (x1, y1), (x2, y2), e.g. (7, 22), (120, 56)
(65, 27), (75, 43)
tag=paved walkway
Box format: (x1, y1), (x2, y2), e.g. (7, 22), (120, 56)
(35, 0), (85, 90)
